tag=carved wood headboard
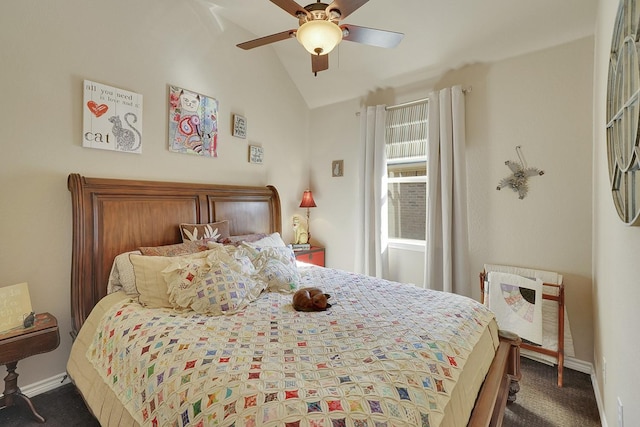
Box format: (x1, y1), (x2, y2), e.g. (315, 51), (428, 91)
(67, 173), (282, 337)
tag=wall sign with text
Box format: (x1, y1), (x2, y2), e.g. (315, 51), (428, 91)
(83, 80), (143, 154)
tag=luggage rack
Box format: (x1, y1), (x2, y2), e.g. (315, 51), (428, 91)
(480, 266), (565, 387)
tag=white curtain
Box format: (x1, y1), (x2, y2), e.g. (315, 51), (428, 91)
(355, 105), (389, 278)
(424, 86), (470, 295)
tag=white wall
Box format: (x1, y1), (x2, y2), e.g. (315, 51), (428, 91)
(594, 1), (640, 426)
(310, 37), (595, 364)
(0, 0), (309, 386)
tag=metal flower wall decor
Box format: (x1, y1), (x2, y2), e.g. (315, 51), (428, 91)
(496, 146), (544, 199)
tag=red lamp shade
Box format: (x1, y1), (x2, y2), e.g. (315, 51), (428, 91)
(299, 190), (317, 208)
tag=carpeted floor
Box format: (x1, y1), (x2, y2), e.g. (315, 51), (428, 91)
(0, 357), (600, 426)
(503, 357), (601, 426)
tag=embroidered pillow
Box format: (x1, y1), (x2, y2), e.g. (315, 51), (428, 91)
(130, 250), (215, 308)
(163, 248), (264, 315)
(223, 245), (257, 276)
(252, 246), (300, 293)
(179, 220), (230, 243)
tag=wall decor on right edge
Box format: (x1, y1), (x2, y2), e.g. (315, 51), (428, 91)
(249, 145), (263, 164)
(233, 114), (247, 138)
(606, 0), (640, 225)
(332, 160), (344, 177)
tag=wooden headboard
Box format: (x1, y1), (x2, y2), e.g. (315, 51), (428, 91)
(67, 173), (282, 337)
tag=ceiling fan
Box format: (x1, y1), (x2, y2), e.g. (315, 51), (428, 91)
(237, 0), (404, 75)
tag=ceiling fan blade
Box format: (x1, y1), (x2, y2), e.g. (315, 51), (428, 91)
(311, 54), (329, 75)
(325, 0), (368, 20)
(237, 30), (296, 50)
(341, 24), (404, 48)
(270, 0), (311, 19)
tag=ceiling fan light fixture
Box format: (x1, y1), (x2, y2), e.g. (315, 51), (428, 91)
(296, 20), (343, 55)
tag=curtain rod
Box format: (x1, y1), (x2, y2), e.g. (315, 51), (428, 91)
(385, 86), (472, 111)
(386, 97), (428, 111)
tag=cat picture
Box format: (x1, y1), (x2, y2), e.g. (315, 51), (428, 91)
(108, 113), (142, 152)
(168, 85), (219, 157)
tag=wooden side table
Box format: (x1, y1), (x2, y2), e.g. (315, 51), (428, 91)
(0, 312), (60, 423)
(294, 246), (325, 267)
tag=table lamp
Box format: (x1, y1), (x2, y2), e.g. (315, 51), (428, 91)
(299, 190), (317, 242)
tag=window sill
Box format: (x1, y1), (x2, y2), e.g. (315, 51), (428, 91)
(388, 239), (426, 252)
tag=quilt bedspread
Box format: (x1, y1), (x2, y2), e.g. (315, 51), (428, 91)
(88, 266), (496, 427)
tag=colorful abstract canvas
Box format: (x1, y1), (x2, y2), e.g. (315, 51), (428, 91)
(168, 85), (219, 157)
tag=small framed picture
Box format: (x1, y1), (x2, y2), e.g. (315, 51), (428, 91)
(249, 145), (264, 164)
(332, 160), (344, 177)
(233, 114), (247, 138)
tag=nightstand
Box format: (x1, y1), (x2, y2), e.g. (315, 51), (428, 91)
(294, 246), (325, 267)
(0, 312), (60, 423)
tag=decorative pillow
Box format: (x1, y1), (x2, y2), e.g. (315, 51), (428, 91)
(223, 245), (257, 276)
(240, 234), (289, 261)
(107, 250), (142, 295)
(179, 220), (230, 243)
(251, 246), (300, 292)
(163, 248), (265, 315)
(130, 250), (215, 308)
(218, 233), (268, 246)
(249, 232), (286, 248)
(138, 240), (210, 256)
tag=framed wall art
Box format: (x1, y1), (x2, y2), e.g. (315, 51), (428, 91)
(249, 145), (264, 164)
(83, 80), (143, 154)
(332, 160), (344, 177)
(233, 114), (247, 138)
(168, 85), (219, 157)
(606, 0), (640, 225)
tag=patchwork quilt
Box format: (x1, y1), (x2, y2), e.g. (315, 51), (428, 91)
(88, 266), (495, 427)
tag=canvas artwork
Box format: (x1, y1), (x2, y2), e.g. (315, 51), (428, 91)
(83, 80), (143, 153)
(168, 85), (219, 157)
(332, 160), (344, 177)
(249, 145), (264, 164)
(233, 114), (247, 138)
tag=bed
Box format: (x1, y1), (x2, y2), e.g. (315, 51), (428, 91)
(65, 173), (520, 427)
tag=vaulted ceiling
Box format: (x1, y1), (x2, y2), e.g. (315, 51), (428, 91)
(204, 0), (598, 109)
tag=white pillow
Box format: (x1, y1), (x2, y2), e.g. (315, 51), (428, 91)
(248, 232), (286, 248)
(107, 250), (142, 295)
(250, 246), (300, 293)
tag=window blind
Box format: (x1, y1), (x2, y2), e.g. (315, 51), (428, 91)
(385, 100), (428, 160)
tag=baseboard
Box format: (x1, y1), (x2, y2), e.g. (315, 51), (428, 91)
(564, 356), (593, 374)
(523, 353), (593, 374)
(590, 371), (607, 427)
(20, 372), (71, 398)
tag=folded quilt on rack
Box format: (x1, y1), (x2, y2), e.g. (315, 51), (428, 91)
(486, 271), (543, 345)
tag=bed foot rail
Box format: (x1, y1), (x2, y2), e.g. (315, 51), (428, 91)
(468, 329), (521, 427)
(499, 329), (522, 404)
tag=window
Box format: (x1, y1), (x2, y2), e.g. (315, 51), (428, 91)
(385, 101), (428, 242)
(387, 161), (426, 240)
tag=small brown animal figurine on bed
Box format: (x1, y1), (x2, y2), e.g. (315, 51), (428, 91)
(292, 287), (332, 312)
